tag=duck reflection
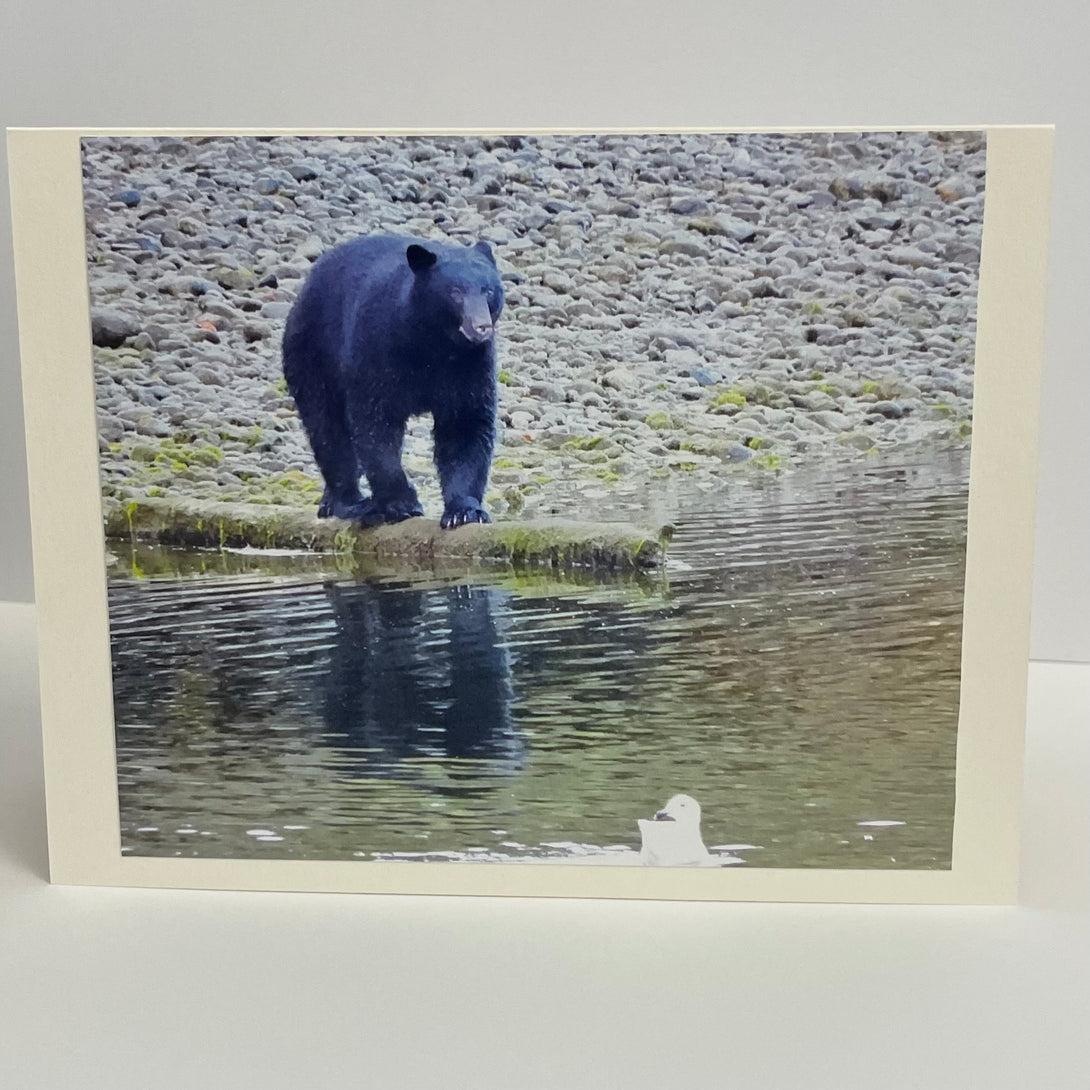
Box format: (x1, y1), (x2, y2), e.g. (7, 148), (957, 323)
(322, 581), (522, 768)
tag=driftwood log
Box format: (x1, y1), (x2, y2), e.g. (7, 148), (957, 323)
(103, 497), (672, 572)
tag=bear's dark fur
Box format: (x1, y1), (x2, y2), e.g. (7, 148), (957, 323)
(282, 234), (503, 529)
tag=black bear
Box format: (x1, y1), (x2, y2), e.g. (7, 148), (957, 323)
(282, 234), (503, 529)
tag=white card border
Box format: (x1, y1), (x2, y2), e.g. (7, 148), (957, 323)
(8, 125), (1053, 902)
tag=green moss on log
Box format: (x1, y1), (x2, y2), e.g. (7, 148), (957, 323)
(102, 496), (670, 572)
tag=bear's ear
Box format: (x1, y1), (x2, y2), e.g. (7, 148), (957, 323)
(472, 239), (496, 265)
(406, 244), (438, 273)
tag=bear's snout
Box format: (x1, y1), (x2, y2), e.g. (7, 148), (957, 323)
(457, 289), (497, 346)
(460, 317), (495, 345)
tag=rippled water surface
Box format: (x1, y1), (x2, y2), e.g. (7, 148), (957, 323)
(110, 452), (968, 868)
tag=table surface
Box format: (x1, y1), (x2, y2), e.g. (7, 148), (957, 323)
(1, 600), (1087, 1089)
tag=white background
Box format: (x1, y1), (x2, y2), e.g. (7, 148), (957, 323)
(1, 3), (1087, 1087)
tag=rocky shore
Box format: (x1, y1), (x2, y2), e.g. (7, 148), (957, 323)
(82, 131), (984, 526)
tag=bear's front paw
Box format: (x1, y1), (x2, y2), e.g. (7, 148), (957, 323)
(441, 500), (490, 530)
(378, 497), (424, 524)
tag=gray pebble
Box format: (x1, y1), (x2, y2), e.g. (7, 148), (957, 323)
(91, 308), (140, 348)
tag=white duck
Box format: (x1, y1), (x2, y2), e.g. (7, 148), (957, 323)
(638, 793), (712, 866)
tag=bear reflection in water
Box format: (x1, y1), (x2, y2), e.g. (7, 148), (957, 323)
(322, 581), (522, 772)
(109, 577), (522, 785)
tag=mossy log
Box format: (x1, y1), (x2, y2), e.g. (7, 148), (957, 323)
(103, 497), (671, 572)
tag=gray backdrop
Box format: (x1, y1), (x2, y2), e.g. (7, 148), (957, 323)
(1, 6), (1087, 1090)
(2, 1), (1086, 666)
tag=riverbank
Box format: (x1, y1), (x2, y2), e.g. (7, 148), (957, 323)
(104, 496), (669, 572)
(83, 131), (983, 525)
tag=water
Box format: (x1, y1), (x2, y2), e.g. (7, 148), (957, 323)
(110, 450), (968, 868)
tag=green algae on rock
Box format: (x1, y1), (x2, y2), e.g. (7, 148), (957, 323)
(102, 496), (670, 572)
